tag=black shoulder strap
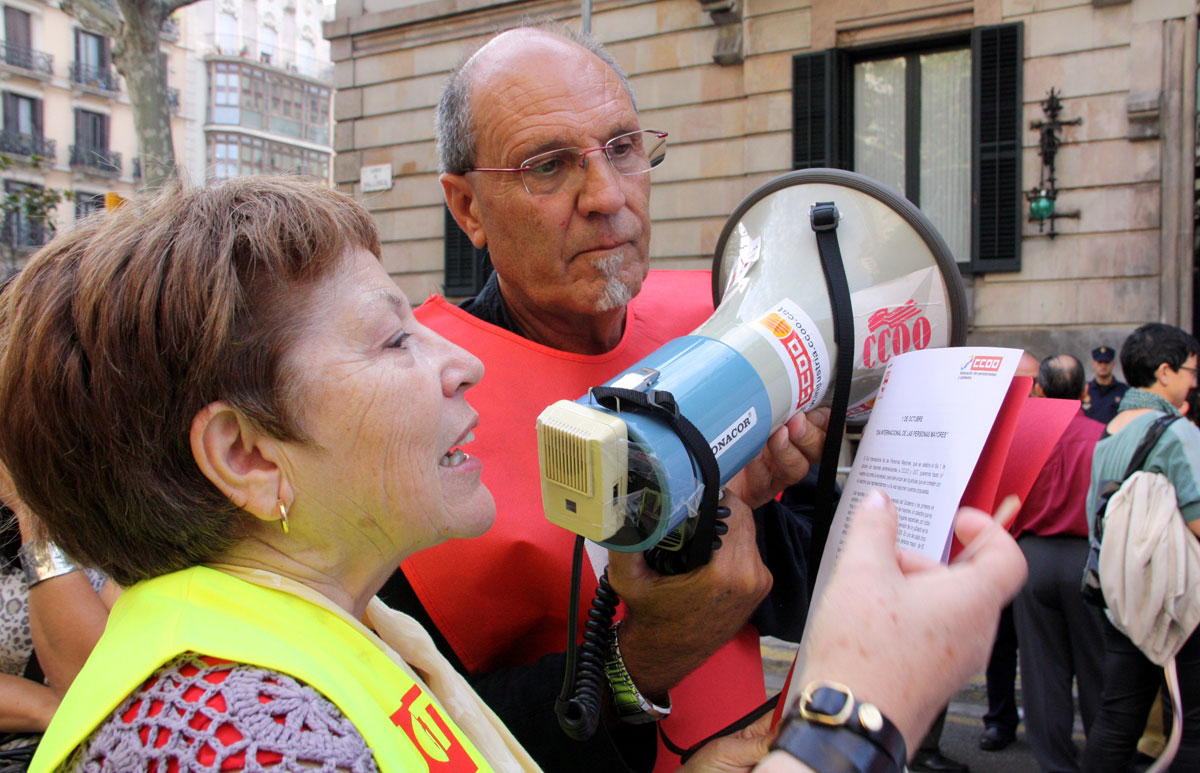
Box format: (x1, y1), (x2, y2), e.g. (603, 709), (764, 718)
(1096, 413), (1182, 543)
(589, 386), (722, 571)
(806, 202), (855, 589)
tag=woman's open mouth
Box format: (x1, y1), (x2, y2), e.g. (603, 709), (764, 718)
(440, 447), (469, 467)
(440, 430), (474, 467)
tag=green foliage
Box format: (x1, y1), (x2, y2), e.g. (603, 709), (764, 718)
(0, 152), (73, 273)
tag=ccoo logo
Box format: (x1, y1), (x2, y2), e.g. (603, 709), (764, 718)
(962, 355), (1003, 373)
(862, 299), (932, 369)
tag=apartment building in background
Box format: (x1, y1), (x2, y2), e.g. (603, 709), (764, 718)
(326, 0), (1198, 364)
(181, 0), (334, 185)
(0, 0), (189, 258)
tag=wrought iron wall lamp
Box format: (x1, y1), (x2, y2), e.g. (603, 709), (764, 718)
(1025, 88), (1082, 238)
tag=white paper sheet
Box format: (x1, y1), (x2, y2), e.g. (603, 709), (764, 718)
(810, 346), (1023, 602)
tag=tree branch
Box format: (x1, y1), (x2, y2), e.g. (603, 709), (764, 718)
(59, 0), (122, 37)
(159, 0), (197, 17)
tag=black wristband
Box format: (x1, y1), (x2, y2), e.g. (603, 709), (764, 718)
(772, 681), (906, 773)
(771, 720), (898, 773)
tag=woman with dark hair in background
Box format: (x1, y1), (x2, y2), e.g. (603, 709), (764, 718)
(1083, 323), (1200, 771)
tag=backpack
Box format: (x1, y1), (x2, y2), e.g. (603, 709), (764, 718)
(1081, 414), (1179, 609)
(1099, 470), (1200, 665)
(1082, 413), (1200, 772)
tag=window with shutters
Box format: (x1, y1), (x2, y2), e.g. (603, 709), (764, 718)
(72, 29), (116, 92)
(792, 23), (1023, 273)
(71, 109), (120, 176)
(2, 8), (49, 78)
(443, 204), (491, 297)
(75, 109), (108, 153)
(0, 92), (45, 158)
(4, 180), (43, 247)
(4, 7), (30, 69)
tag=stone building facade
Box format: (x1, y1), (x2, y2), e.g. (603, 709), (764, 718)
(326, 0), (1197, 369)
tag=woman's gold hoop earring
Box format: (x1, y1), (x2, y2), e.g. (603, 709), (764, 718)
(277, 499), (290, 535)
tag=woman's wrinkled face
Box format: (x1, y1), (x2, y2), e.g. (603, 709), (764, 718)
(281, 247), (493, 560)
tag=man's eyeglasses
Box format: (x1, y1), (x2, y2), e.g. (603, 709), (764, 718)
(467, 130), (668, 196)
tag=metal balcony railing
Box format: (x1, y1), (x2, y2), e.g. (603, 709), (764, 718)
(70, 145), (121, 177)
(0, 42), (53, 77)
(70, 62), (119, 94)
(0, 131), (55, 160)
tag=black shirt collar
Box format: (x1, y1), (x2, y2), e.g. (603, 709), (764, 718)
(457, 272), (525, 335)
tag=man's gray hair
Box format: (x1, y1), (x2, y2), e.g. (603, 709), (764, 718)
(435, 20), (638, 175)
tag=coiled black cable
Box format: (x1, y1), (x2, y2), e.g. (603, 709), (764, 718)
(556, 535), (620, 740)
(556, 505), (733, 739)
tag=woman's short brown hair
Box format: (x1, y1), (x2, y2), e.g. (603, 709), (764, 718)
(0, 176), (380, 587)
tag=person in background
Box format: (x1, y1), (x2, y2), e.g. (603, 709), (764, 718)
(1082, 324), (1200, 771)
(1009, 354), (1106, 772)
(975, 606), (1020, 756)
(1083, 345), (1128, 424)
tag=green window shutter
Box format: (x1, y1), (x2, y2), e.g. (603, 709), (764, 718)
(792, 49), (845, 170)
(972, 22), (1023, 273)
(442, 204), (491, 297)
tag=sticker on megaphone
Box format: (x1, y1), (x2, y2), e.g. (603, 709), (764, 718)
(749, 299), (830, 414)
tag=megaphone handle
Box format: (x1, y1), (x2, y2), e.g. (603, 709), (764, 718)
(591, 386), (722, 573)
(807, 203), (856, 591)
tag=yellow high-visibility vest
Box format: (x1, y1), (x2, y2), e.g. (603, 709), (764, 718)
(32, 565), (490, 772)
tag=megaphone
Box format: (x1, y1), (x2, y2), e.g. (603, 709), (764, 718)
(538, 169), (967, 572)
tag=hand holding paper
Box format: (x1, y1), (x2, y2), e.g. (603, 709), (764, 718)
(766, 347), (1074, 769)
(755, 491), (1027, 771)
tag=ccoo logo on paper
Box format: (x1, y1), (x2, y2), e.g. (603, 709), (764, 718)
(962, 355), (1003, 374)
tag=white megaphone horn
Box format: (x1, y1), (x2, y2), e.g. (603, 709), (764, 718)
(537, 169), (967, 574)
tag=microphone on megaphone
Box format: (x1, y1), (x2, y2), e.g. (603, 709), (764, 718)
(546, 169), (967, 740)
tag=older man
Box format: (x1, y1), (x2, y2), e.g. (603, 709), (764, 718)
(387, 24), (826, 772)
(1009, 355), (1106, 772)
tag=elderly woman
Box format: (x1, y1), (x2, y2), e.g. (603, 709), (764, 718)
(0, 177), (1024, 772)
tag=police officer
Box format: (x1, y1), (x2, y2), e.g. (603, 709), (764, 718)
(1083, 345), (1129, 424)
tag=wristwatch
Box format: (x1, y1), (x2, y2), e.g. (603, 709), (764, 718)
(604, 621), (671, 724)
(772, 681), (906, 773)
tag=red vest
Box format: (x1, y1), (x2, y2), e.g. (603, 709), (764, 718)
(406, 270), (766, 770)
